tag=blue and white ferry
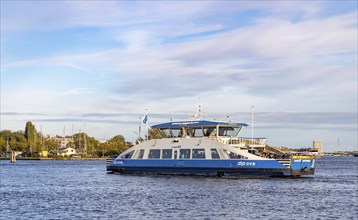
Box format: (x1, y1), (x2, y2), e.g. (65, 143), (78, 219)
(107, 120), (315, 177)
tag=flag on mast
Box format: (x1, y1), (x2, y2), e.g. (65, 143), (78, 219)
(142, 114), (148, 124)
(142, 110), (148, 125)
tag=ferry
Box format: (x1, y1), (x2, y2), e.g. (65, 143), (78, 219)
(107, 120), (315, 177)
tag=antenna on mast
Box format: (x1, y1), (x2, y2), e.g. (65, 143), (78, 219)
(189, 99), (203, 120)
(251, 105), (254, 149)
(198, 98), (202, 119)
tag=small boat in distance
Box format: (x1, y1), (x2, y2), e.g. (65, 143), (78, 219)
(107, 120), (315, 177)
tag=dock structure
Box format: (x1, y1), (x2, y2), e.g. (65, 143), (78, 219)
(10, 151), (16, 163)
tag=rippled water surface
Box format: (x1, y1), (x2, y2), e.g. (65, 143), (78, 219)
(1, 157), (357, 219)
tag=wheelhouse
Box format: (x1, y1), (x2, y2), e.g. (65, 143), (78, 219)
(151, 120), (248, 138)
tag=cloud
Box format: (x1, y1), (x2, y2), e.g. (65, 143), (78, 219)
(1, 1), (357, 150)
(61, 88), (95, 96)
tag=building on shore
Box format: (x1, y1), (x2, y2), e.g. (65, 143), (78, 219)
(57, 147), (77, 157)
(313, 140), (323, 154)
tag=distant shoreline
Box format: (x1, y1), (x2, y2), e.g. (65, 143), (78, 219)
(0, 157), (107, 161)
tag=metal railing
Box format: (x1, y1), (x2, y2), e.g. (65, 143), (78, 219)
(228, 137), (267, 146)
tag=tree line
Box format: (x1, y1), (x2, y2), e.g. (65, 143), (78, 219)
(0, 121), (132, 157)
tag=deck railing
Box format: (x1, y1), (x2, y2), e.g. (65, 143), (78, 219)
(228, 137), (267, 146)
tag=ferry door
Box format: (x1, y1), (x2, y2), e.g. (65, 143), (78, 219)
(174, 149), (179, 159)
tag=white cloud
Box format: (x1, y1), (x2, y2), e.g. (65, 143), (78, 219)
(1, 1), (357, 150)
(61, 88), (95, 96)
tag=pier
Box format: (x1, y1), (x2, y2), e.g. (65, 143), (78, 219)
(10, 151), (16, 163)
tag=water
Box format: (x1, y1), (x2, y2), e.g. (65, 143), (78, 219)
(1, 157), (357, 219)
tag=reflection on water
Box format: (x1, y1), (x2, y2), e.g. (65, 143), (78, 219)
(1, 157), (357, 219)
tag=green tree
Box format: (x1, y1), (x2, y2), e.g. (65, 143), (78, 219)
(12, 131), (28, 151)
(71, 133), (101, 157)
(104, 135), (129, 156)
(0, 130), (27, 153)
(72, 133), (86, 151)
(24, 121), (42, 152)
(0, 130), (12, 152)
(87, 136), (100, 157)
(44, 138), (60, 152)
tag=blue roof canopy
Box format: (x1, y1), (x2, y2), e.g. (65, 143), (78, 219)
(151, 120), (249, 128)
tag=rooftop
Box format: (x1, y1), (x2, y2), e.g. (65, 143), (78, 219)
(151, 120), (249, 129)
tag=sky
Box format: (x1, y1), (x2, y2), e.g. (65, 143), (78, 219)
(1, 1), (357, 152)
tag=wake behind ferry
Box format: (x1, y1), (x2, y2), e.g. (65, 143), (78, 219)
(107, 120), (315, 177)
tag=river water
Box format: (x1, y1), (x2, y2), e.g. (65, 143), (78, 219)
(1, 157), (357, 219)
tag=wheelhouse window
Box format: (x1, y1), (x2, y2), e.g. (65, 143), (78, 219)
(170, 128), (182, 138)
(148, 149), (160, 159)
(162, 149), (172, 159)
(180, 149), (191, 159)
(149, 128), (168, 139)
(218, 127), (241, 137)
(137, 149), (145, 159)
(211, 149), (220, 159)
(159, 128), (182, 138)
(203, 127), (217, 137)
(190, 128), (204, 137)
(122, 150), (134, 159)
(192, 149), (206, 159)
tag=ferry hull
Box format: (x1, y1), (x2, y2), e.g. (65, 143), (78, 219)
(107, 159), (314, 177)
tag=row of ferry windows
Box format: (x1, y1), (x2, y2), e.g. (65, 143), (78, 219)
(122, 148), (248, 160)
(158, 127), (241, 138)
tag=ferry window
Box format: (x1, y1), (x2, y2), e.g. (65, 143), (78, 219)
(133, 150), (140, 159)
(211, 149), (220, 159)
(192, 149), (205, 159)
(137, 149), (145, 159)
(149, 128), (167, 139)
(227, 127), (241, 137)
(162, 149), (172, 159)
(170, 128), (182, 138)
(224, 149), (239, 159)
(203, 127), (217, 137)
(159, 128), (171, 138)
(159, 128), (182, 138)
(192, 128), (204, 137)
(180, 149), (191, 159)
(218, 127), (241, 137)
(148, 149), (160, 159)
(123, 150), (134, 159)
(219, 127), (225, 136)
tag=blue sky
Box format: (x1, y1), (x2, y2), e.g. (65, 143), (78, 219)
(1, 1), (357, 151)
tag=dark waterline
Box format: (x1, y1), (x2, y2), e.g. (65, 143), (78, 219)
(1, 157), (357, 219)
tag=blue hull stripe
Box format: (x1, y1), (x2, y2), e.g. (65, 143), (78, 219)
(106, 159), (302, 177)
(107, 166), (291, 177)
(109, 159), (287, 169)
